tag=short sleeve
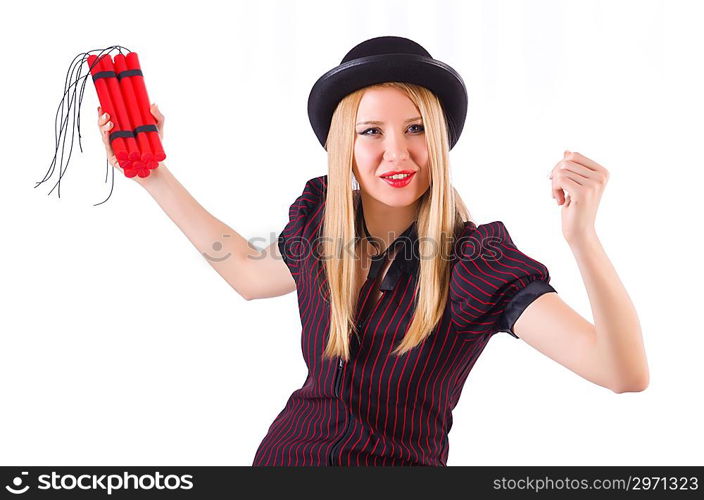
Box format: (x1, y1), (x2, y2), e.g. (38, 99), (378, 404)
(449, 221), (557, 338)
(277, 176), (326, 278)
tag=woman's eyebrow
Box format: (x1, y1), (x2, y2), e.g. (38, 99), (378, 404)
(356, 116), (422, 126)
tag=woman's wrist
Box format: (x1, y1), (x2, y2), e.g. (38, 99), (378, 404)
(136, 162), (170, 192)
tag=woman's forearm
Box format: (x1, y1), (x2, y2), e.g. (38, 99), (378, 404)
(569, 233), (649, 392)
(139, 163), (260, 297)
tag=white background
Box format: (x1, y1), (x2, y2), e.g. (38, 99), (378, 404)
(1, 0), (701, 466)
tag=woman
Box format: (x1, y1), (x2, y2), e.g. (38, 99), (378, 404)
(96, 36), (648, 466)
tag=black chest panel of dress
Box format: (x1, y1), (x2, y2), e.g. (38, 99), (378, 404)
(350, 204), (420, 359)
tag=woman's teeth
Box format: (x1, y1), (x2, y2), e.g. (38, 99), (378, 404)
(384, 173), (412, 180)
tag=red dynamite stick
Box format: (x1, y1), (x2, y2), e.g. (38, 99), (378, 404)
(119, 160), (136, 177)
(113, 54), (153, 164)
(99, 55), (140, 161)
(119, 160), (139, 178)
(131, 159), (147, 178)
(120, 159), (147, 178)
(125, 52), (166, 162)
(87, 55), (128, 161)
(120, 154), (146, 178)
(125, 52), (165, 164)
(119, 159), (137, 178)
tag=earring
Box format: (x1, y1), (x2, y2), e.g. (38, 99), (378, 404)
(352, 174), (360, 191)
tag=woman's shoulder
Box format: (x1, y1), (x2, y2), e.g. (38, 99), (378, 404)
(285, 175), (327, 218)
(301, 174), (328, 198)
(454, 219), (513, 257)
(451, 218), (549, 285)
(278, 175), (328, 271)
(458, 219), (508, 237)
(448, 219), (554, 336)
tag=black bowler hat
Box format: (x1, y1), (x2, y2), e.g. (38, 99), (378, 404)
(307, 35), (468, 151)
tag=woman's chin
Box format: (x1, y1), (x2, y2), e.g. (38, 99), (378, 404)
(370, 193), (420, 209)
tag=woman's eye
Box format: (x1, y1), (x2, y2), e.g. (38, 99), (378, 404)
(359, 124), (424, 136)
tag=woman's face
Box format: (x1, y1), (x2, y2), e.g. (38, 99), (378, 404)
(353, 87), (431, 208)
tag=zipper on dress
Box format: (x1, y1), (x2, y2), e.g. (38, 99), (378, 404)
(329, 315), (367, 466)
(329, 418), (352, 466)
(334, 358), (344, 397)
(329, 356), (352, 465)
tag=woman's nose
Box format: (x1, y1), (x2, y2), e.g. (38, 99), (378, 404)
(383, 132), (410, 162)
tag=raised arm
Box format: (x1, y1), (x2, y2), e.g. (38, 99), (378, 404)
(513, 151), (648, 394)
(140, 164), (296, 300)
(97, 107), (295, 301)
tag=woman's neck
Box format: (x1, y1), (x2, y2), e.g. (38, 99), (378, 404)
(359, 193), (418, 254)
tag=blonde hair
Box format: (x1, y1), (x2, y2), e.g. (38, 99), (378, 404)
(319, 82), (472, 361)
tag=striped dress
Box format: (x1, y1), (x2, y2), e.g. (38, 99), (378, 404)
(252, 175), (556, 466)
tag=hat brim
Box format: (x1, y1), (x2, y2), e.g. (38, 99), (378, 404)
(307, 54), (468, 151)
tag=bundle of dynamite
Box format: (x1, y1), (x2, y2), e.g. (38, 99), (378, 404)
(36, 46), (165, 204)
(87, 52), (165, 178)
